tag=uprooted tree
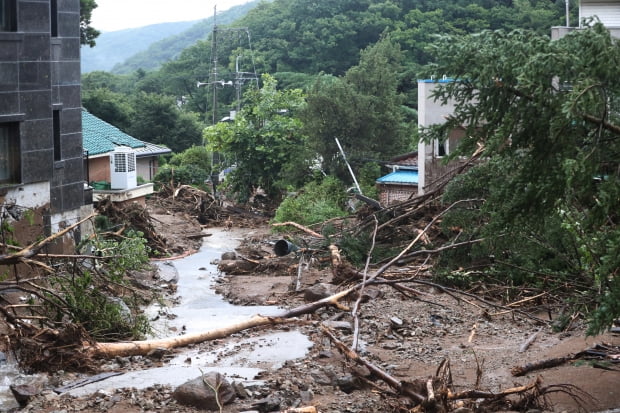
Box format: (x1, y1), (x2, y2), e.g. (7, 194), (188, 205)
(419, 21), (620, 335)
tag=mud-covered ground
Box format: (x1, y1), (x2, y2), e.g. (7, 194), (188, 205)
(7, 203), (620, 413)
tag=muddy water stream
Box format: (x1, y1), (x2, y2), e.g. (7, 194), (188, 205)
(0, 228), (312, 407)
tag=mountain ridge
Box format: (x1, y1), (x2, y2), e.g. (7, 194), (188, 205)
(81, 20), (200, 73)
(81, 1), (262, 74)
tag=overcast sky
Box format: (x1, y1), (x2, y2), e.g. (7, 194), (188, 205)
(92, 0), (252, 32)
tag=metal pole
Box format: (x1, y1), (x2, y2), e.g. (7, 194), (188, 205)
(334, 138), (363, 195)
(211, 5), (218, 125)
(236, 56), (241, 113)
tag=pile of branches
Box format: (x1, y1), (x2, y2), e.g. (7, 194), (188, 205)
(96, 197), (167, 256)
(151, 183), (229, 225)
(153, 183), (269, 228)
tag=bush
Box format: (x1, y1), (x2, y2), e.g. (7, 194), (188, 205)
(46, 231), (152, 341)
(273, 176), (347, 228)
(153, 164), (209, 190)
(169, 145), (211, 171)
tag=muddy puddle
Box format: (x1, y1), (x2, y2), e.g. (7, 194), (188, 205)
(0, 228), (312, 407)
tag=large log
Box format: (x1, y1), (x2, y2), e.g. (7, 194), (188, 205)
(91, 315), (288, 357)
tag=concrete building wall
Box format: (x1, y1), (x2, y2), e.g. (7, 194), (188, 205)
(0, 0), (91, 254)
(137, 157), (159, 182)
(88, 156), (110, 183)
(552, 0), (620, 40)
(417, 79), (467, 195)
(580, 0), (620, 27)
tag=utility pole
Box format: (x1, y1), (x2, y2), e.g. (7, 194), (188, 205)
(211, 5), (218, 125)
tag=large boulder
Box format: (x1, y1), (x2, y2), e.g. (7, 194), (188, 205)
(304, 283), (337, 302)
(172, 372), (236, 410)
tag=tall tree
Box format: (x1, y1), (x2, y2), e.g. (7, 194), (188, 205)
(204, 74), (307, 201)
(129, 93), (203, 153)
(80, 0), (100, 47)
(302, 36), (412, 183)
(423, 23), (620, 333)
(82, 88), (134, 131)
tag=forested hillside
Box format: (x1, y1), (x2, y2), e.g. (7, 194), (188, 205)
(108, 1), (264, 74)
(81, 20), (199, 73)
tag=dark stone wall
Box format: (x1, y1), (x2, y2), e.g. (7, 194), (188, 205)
(0, 0), (84, 214)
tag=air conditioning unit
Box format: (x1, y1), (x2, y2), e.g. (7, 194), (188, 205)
(110, 147), (137, 190)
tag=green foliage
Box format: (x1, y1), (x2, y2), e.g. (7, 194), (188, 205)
(338, 233), (402, 267)
(358, 162), (381, 200)
(273, 176), (347, 228)
(80, 0), (100, 47)
(48, 231), (152, 341)
(82, 88), (134, 131)
(153, 165), (210, 190)
(49, 271), (150, 341)
(128, 92), (203, 153)
(205, 74), (307, 201)
(0, 219), (17, 246)
(169, 145), (212, 171)
(302, 36), (412, 184)
(96, 230), (151, 276)
(424, 23), (620, 333)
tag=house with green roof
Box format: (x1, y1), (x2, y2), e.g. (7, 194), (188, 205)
(82, 109), (171, 204)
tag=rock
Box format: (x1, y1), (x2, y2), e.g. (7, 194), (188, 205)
(251, 395), (281, 412)
(304, 283), (336, 302)
(158, 261), (179, 283)
(336, 374), (361, 394)
(300, 389), (314, 402)
(218, 259), (258, 274)
(10, 384), (42, 406)
(390, 316), (405, 329)
(172, 372), (236, 410)
(350, 287), (383, 302)
(233, 381), (250, 399)
(221, 251), (237, 260)
(310, 369), (333, 385)
(146, 347), (169, 360)
(9, 375), (48, 406)
(0, 351), (6, 364)
(322, 320), (352, 332)
(317, 350), (334, 359)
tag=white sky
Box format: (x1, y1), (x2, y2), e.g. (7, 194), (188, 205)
(91, 0), (252, 32)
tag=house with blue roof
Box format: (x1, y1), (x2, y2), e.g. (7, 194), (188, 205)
(82, 109), (171, 205)
(376, 151), (419, 205)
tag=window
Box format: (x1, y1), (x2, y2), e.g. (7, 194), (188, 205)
(53, 110), (61, 161)
(0, 123), (20, 185)
(50, 0), (58, 37)
(0, 0), (16, 32)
